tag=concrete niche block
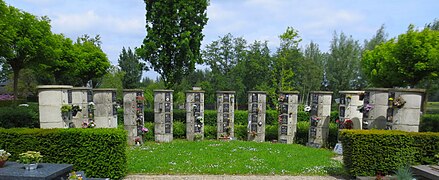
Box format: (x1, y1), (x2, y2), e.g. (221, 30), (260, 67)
(278, 91), (299, 144)
(71, 87), (92, 128)
(247, 91), (266, 142)
(338, 91), (364, 130)
(307, 91), (332, 148)
(38, 85), (73, 129)
(186, 88), (205, 141)
(216, 91), (235, 139)
(362, 88), (389, 130)
(388, 88), (425, 132)
(93, 88), (117, 128)
(154, 89), (174, 142)
(124, 89), (145, 145)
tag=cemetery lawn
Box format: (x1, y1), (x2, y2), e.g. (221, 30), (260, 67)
(127, 140), (343, 176)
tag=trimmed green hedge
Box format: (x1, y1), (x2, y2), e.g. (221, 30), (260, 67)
(0, 106), (39, 128)
(0, 128), (127, 179)
(340, 130), (439, 176)
(420, 114), (439, 132)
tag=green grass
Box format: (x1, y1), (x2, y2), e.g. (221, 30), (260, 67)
(426, 102), (439, 114)
(128, 140), (343, 176)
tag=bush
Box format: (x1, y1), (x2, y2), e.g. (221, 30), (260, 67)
(0, 106), (39, 128)
(340, 130), (439, 176)
(0, 128), (127, 179)
(234, 111), (248, 125)
(234, 124), (247, 140)
(143, 122), (154, 141)
(204, 125), (217, 139)
(297, 111), (309, 122)
(420, 114), (439, 132)
(173, 121), (186, 139)
(265, 125), (278, 141)
(295, 121), (310, 145)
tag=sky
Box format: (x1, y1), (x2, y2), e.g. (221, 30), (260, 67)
(4, 0), (439, 79)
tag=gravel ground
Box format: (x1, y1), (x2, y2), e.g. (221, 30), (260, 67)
(123, 175), (347, 180)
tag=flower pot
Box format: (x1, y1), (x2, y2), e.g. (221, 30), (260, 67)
(0, 160), (6, 168)
(24, 163), (38, 170)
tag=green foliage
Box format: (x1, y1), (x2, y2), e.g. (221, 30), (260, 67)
(97, 66), (125, 101)
(137, 0), (208, 88)
(234, 124), (248, 140)
(128, 140), (342, 175)
(118, 47), (143, 89)
(420, 114), (439, 132)
(395, 165), (414, 180)
(362, 25), (439, 87)
(265, 124), (278, 141)
(0, 128), (127, 179)
(340, 130), (439, 176)
(173, 121), (186, 139)
(204, 125), (216, 139)
(0, 106), (39, 128)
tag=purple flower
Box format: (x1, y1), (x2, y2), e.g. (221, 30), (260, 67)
(142, 127), (149, 133)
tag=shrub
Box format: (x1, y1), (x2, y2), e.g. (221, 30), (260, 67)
(234, 111), (248, 125)
(340, 130), (439, 176)
(0, 128), (127, 179)
(143, 122), (155, 141)
(265, 125), (278, 141)
(420, 114), (439, 132)
(173, 121), (186, 139)
(204, 125), (217, 139)
(234, 124), (247, 140)
(0, 106), (39, 128)
(295, 121), (310, 145)
(297, 111), (309, 122)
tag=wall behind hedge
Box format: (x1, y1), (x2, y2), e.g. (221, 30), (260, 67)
(0, 128), (127, 179)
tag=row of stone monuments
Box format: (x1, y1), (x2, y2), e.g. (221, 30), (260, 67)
(38, 85), (425, 146)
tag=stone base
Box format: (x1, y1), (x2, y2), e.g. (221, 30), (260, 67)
(155, 134), (173, 142)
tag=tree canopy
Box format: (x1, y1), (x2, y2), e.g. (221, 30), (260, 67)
(137, 0), (209, 88)
(118, 47), (144, 89)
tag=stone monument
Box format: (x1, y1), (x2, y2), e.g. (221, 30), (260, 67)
(307, 91), (332, 148)
(71, 87), (93, 128)
(154, 89), (174, 142)
(247, 91), (266, 142)
(93, 88), (118, 128)
(278, 91), (299, 144)
(362, 88), (389, 129)
(124, 89), (145, 145)
(38, 85), (73, 128)
(216, 91), (235, 140)
(186, 88), (205, 141)
(338, 91), (364, 130)
(387, 88), (425, 132)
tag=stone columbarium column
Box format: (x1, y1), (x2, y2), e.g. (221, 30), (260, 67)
(124, 89), (145, 145)
(216, 91), (235, 140)
(154, 89), (174, 142)
(93, 88), (118, 128)
(338, 91), (364, 130)
(278, 91), (299, 144)
(247, 91), (266, 142)
(361, 88), (389, 130)
(71, 87), (93, 128)
(387, 88), (425, 132)
(307, 91), (332, 148)
(38, 85), (73, 128)
(186, 88), (205, 141)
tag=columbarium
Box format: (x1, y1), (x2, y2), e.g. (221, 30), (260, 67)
(124, 89), (145, 145)
(278, 91), (299, 144)
(386, 88), (425, 132)
(71, 87), (93, 128)
(308, 91), (332, 148)
(38, 85), (73, 128)
(216, 91), (235, 140)
(93, 88), (118, 128)
(186, 88), (205, 141)
(361, 88), (389, 129)
(154, 89), (174, 142)
(247, 91), (266, 142)
(338, 91), (364, 130)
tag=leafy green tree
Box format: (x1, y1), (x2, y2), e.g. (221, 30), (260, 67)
(137, 0), (209, 89)
(0, 4), (53, 99)
(364, 24), (388, 51)
(362, 25), (439, 88)
(97, 65), (125, 101)
(325, 31), (363, 96)
(297, 42), (324, 103)
(118, 47), (144, 89)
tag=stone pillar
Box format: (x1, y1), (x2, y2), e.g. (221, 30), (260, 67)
(38, 85), (73, 129)
(387, 88), (425, 132)
(186, 88), (205, 141)
(71, 87), (93, 128)
(247, 91), (266, 142)
(308, 91), (332, 148)
(278, 91), (299, 144)
(93, 88), (118, 128)
(338, 91), (364, 130)
(362, 88), (389, 130)
(154, 90), (174, 142)
(124, 89), (145, 145)
(216, 91), (235, 140)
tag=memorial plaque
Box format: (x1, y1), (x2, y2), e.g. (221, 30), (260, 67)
(87, 90), (93, 102)
(113, 105), (117, 115)
(281, 115), (288, 124)
(251, 124), (257, 132)
(165, 114), (171, 123)
(165, 92), (171, 102)
(165, 124), (171, 133)
(312, 94), (318, 104)
(195, 93), (200, 102)
(194, 103), (200, 112)
(165, 103), (171, 112)
(223, 114), (229, 120)
(310, 127), (317, 137)
(223, 104), (229, 112)
(252, 103), (258, 113)
(339, 106), (345, 117)
(112, 91), (116, 102)
(281, 126), (287, 135)
(251, 114), (258, 123)
(340, 94), (346, 105)
(224, 94), (229, 102)
(68, 90), (72, 103)
(194, 123), (201, 133)
(281, 104), (288, 114)
(251, 93), (258, 102)
(311, 104), (318, 116)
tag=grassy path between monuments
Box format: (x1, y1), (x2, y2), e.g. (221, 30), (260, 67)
(127, 140), (344, 176)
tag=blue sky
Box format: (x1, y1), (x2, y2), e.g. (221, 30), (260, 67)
(4, 0), (439, 79)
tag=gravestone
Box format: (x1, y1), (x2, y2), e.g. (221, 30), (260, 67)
(362, 88), (389, 130)
(247, 91), (266, 142)
(338, 91), (364, 130)
(216, 91), (235, 139)
(186, 88), (205, 141)
(124, 89), (145, 145)
(71, 87), (93, 128)
(387, 88), (425, 132)
(38, 85), (73, 129)
(154, 89), (174, 142)
(93, 88), (118, 128)
(278, 91), (299, 144)
(307, 91), (332, 148)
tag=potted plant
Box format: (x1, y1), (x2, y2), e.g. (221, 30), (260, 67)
(0, 149), (11, 168)
(19, 151), (43, 170)
(60, 104), (73, 121)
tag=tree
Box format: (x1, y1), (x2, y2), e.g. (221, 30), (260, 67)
(364, 24), (388, 51)
(137, 0), (209, 89)
(297, 42), (324, 103)
(97, 65), (125, 101)
(362, 25), (439, 88)
(0, 4), (53, 99)
(118, 47), (144, 89)
(325, 31), (363, 96)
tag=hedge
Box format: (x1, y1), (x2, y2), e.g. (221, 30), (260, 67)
(420, 114), (439, 132)
(0, 128), (127, 179)
(340, 130), (439, 176)
(0, 105), (39, 128)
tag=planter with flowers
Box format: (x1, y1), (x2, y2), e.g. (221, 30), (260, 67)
(0, 149), (11, 168)
(19, 151), (43, 170)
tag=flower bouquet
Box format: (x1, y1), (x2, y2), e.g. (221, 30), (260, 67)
(0, 149), (11, 168)
(19, 151), (43, 170)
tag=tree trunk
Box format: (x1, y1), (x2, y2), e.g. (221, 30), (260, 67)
(13, 68), (20, 101)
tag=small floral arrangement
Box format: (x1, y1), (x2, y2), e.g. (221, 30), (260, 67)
(82, 120), (95, 128)
(72, 105), (82, 116)
(88, 102), (95, 110)
(19, 151), (43, 164)
(0, 149), (11, 161)
(250, 130), (257, 137)
(61, 104), (72, 113)
(68, 171), (83, 180)
(136, 96), (145, 103)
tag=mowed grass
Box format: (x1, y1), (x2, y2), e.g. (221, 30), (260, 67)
(427, 102), (439, 114)
(127, 140), (343, 176)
